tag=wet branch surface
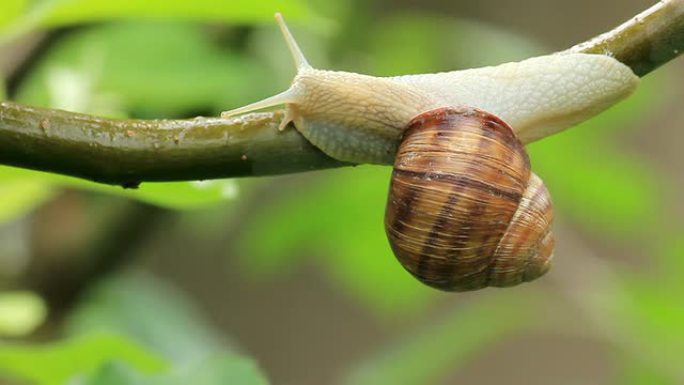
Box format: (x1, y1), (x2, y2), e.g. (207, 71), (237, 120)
(0, 105), (346, 186)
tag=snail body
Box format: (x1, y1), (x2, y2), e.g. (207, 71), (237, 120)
(386, 107), (553, 291)
(222, 14), (638, 164)
(222, 14), (638, 291)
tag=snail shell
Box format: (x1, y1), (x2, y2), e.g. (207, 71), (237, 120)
(385, 106), (554, 291)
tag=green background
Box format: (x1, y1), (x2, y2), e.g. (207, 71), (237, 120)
(0, 0), (682, 384)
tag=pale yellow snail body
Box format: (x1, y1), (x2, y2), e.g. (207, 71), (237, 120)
(222, 14), (638, 164)
(222, 14), (639, 291)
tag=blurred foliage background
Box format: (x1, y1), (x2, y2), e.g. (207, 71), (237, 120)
(0, 0), (682, 384)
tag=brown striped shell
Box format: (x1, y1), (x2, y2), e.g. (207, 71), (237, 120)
(385, 106), (554, 291)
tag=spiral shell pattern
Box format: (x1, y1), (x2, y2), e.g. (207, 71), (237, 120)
(385, 106), (554, 291)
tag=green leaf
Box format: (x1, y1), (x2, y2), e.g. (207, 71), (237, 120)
(66, 270), (230, 364)
(530, 136), (663, 234)
(66, 271), (270, 384)
(0, 177), (55, 223)
(85, 361), (150, 385)
(0, 332), (168, 385)
(40, 0), (318, 26)
(659, 234), (684, 279)
(0, 291), (47, 337)
(611, 236), (684, 383)
(368, 14), (542, 75)
(624, 284), (684, 345)
(0, 0), (28, 27)
(15, 22), (268, 117)
(618, 356), (674, 385)
(174, 354), (269, 385)
(0, 165), (241, 210)
(86, 354), (269, 385)
(236, 166), (435, 317)
(83, 361), (151, 385)
(67, 178), (243, 210)
(0, 0), (325, 41)
(610, 277), (684, 382)
(342, 294), (537, 385)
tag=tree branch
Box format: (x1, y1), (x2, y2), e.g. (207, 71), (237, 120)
(0, 103), (346, 186)
(1, 0), (682, 186)
(569, 0), (684, 76)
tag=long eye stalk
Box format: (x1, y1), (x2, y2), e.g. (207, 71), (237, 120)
(275, 12), (312, 71)
(221, 13), (310, 119)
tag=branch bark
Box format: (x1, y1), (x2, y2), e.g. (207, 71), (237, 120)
(1, 0), (682, 186)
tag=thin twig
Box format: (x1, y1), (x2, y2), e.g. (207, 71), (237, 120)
(1, 0), (682, 186)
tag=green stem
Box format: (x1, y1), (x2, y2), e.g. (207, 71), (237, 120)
(570, 0), (684, 76)
(1, 0), (682, 186)
(0, 102), (346, 186)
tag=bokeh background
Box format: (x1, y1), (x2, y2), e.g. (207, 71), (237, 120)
(0, 0), (682, 384)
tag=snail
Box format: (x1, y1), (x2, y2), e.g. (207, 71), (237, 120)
(222, 14), (639, 291)
(386, 107), (554, 290)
